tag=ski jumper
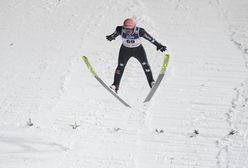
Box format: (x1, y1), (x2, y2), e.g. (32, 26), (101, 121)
(110, 26), (161, 88)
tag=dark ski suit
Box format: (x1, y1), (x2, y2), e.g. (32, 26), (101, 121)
(107, 26), (165, 89)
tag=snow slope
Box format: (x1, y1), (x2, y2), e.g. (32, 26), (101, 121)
(0, 0), (248, 168)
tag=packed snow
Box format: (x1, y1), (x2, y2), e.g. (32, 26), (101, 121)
(0, 0), (248, 168)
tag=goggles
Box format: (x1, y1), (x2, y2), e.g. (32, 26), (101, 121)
(124, 28), (134, 34)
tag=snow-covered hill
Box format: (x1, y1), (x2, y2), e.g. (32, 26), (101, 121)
(0, 0), (248, 168)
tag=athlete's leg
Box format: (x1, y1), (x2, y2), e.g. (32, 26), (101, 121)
(134, 45), (155, 88)
(112, 45), (131, 90)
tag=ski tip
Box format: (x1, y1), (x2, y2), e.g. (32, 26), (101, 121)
(82, 56), (90, 64)
(165, 53), (170, 57)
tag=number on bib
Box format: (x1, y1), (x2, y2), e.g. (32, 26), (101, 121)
(126, 40), (135, 43)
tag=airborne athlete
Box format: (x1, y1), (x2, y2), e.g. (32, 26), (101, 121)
(106, 18), (167, 93)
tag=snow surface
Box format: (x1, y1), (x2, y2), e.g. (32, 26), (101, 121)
(0, 0), (248, 167)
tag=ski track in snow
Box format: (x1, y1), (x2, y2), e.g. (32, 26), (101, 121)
(213, 0), (248, 167)
(0, 0), (248, 168)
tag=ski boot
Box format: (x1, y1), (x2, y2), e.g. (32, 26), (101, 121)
(110, 84), (119, 94)
(149, 81), (155, 88)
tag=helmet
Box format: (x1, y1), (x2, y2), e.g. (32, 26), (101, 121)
(123, 18), (136, 29)
(123, 18), (136, 34)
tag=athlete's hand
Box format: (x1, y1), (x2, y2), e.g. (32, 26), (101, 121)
(156, 43), (167, 52)
(106, 35), (115, 41)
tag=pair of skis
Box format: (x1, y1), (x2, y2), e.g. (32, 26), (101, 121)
(82, 53), (170, 108)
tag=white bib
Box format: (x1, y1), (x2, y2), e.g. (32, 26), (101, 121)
(121, 27), (141, 48)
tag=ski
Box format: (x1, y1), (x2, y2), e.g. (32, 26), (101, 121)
(82, 56), (131, 108)
(144, 53), (170, 103)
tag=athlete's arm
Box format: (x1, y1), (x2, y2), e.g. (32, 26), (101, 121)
(140, 28), (167, 52)
(139, 28), (159, 45)
(106, 26), (122, 41)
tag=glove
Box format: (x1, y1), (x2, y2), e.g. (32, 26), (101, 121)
(156, 43), (167, 52)
(106, 35), (115, 41)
